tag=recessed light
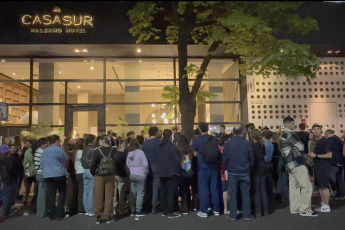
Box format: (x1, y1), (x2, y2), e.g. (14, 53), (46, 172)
(106, 107), (109, 111)
(82, 49), (88, 53)
(335, 50), (341, 53)
(77, 85), (81, 89)
(58, 71), (62, 74)
(327, 50), (333, 54)
(12, 73), (16, 76)
(1, 59), (5, 63)
(136, 48), (142, 53)
(139, 60), (142, 63)
(74, 49), (80, 53)
(90, 66), (94, 70)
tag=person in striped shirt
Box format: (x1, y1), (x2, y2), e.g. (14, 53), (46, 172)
(34, 138), (48, 218)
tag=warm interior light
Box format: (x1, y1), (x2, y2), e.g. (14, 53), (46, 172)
(84, 60), (87, 62)
(82, 49), (88, 53)
(136, 48), (142, 53)
(74, 49), (80, 53)
(164, 118), (168, 124)
(1, 59), (5, 63)
(152, 114), (156, 118)
(90, 66), (94, 70)
(77, 85), (81, 89)
(152, 119), (157, 124)
(12, 73), (16, 76)
(152, 104), (156, 107)
(139, 60), (142, 63)
(327, 50), (333, 54)
(91, 60), (94, 62)
(335, 50), (341, 53)
(58, 71), (62, 74)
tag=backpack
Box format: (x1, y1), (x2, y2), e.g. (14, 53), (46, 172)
(97, 147), (115, 176)
(81, 146), (93, 169)
(201, 136), (220, 166)
(24, 160), (37, 177)
(182, 155), (194, 177)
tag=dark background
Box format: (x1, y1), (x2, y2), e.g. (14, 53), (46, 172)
(0, 1), (344, 46)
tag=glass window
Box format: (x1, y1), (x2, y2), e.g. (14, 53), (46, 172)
(0, 58), (31, 80)
(67, 82), (104, 104)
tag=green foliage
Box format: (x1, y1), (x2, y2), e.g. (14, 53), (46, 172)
(128, 1), (320, 80)
(20, 121), (65, 141)
(113, 117), (129, 139)
(162, 84), (216, 107)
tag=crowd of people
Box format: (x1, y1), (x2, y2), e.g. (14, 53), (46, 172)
(0, 117), (345, 224)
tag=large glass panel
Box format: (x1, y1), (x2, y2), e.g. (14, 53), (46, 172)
(73, 111), (98, 137)
(34, 58), (104, 80)
(36, 82), (66, 104)
(0, 80), (32, 104)
(67, 82), (104, 104)
(0, 58), (31, 80)
(4, 105), (29, 125)
(30, 105), (65, 126)
(106, 58), (174, 80)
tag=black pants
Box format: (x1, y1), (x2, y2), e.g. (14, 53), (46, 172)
(45, 176), (67, 219)
(179, 175), (192, 212)
(254, 176), (268, 216)
(160, 176), (177, 215)
(75, 173), (85, 213)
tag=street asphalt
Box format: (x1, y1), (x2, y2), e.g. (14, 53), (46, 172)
(1, 199), (345, 230)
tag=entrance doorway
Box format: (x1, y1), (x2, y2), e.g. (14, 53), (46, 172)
(65, 105), (105, 141)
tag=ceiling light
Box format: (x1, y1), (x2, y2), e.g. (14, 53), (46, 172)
(82, 49), (88, 53)
(139, 60), (142, 63)
(91, 60), (94, 62)
(90, 66), (94, 70)
(74, 49), (80, 53)
(152, 104), (156, 107)
(327, 50), (333, 54)
(164, 118), (168, 124)
(12, 73), (16, 76)
(152, 113), (156, 118)
(152, 119), (156, 124)
(106, 107), (109, 111)
(1, 59), (5, 62)
(58, 71), (62, 74)
(335, 50), (341, 53)
(136, 48), (142, 53)
(77, 85), (81, 89)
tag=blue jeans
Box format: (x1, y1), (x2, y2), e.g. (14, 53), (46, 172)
(228, 173), (251, 219)
(83, 169), (94, 214)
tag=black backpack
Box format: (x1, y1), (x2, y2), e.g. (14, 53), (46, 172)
(97, 147), (116, 176)
(81, 146), (94, 169)
(201, 136), (220, 166)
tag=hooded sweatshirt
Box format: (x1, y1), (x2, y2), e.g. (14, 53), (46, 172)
(126, 149), (149, 176)
(156, 138), (181, 178)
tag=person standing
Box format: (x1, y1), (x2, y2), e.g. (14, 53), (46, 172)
(141, 126), (160, 214)
(308, 124), (333, 212)
(250, 129), (269, 217)
(41, 135), (69, 220)
(193, 122), (221, 218)
(222, 125), (254, 221)
(81, 134), (95, 217)
(34, 138), (48, 218)
(126, 139), (149, 217)
(156, 129), (181, 218)
(73, 138), (85, 215)
(262, 130), (274, 200)
(90, 135), (117, 224)
(280, 117), (318, 217)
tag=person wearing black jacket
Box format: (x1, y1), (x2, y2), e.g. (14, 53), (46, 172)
(250, 129), (269, 217)
(113, 141), (130, 216)
(0, 144), (22, 218)
(156, 129), (181, 219)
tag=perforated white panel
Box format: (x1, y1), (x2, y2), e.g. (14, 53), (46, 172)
(247, 57), (345, 135)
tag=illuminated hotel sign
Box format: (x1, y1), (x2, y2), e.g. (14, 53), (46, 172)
(21, 7), (94, 34)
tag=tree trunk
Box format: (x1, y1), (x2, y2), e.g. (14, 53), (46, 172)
(179, 94), (196, 141)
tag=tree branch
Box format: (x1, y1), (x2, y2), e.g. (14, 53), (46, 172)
(191, 41), (220, 97)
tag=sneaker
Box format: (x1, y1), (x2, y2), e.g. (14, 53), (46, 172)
(197, 211), (208, 218)
(23, 212), (30, 216)
(168, 213), (181, 219)
(88, 213), (95, 217)
(182, 211), (189, 215)
(300, 210), (319, 217)
(106, 217), (114, 224)
(96, 216), (102, 224)
(78, 212), (86, 215)
(135, 211), (146, 217)
(213, 211), (220, 216)
(243, 216), (254, 221)
(224, 210), (230, 215)
(225, 215), (236, 221)
(315, 205), (331, 213)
